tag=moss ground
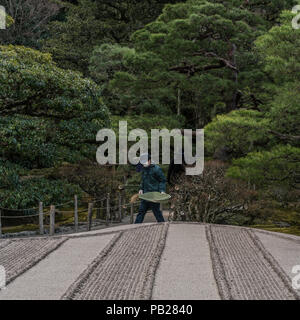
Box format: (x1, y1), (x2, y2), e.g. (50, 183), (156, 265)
(250, 207), (300, 236)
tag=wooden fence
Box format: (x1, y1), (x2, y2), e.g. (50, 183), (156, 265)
(0, 191), (141, 238)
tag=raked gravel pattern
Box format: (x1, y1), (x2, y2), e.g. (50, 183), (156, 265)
(1, 222), (299, 300)
(206, 225), (299, 300)
(0, 237), (67, 284)
(62, 223), (169, 300)
(0, 240), (11, 250)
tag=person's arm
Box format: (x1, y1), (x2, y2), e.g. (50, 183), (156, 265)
(139, 172), (144, 194)
(155, 166), (166, 193)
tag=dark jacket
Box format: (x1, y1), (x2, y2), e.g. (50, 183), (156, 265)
(140, 164), (166, 193)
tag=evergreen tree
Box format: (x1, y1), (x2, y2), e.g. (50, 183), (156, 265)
(0, 45), (109, 208)
(210, 12), (300, 192)
(42, 0), (182, 73)
(106, 0), (267, 124)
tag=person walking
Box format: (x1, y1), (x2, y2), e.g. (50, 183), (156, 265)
(135, 153), (166, 224)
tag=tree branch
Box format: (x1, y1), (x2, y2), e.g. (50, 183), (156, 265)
(269, 130), (300, 142)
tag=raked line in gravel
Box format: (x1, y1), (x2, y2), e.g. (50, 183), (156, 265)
(0, 222), (299, 300)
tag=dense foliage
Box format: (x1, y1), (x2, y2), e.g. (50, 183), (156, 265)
(0, 0), (299, 219)
(105, 0), (268, 124)
(208, 12), (300, 196)
(42, 0), (182, 73)
(0, 45), (109, 208)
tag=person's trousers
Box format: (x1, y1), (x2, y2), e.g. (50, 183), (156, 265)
(135, 200), (165, 224)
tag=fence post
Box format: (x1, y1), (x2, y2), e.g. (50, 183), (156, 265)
(130, 203), (134, 224)
(122, 190), (126, 220)
(87, 202), (93, 231)
(96, 205), (101, 219)
(118, 192), (122, 222)
(39, 202), (44, 235)
(50, 205), (55, 236)
(0, 210), (2, 238)
(74, 195), (78, 232)
(106, 193), (110, 226)
(100, 200), (104, 219)
(110, 195), (114, 224)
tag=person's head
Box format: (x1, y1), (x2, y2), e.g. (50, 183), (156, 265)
(140, 153), (151, 167)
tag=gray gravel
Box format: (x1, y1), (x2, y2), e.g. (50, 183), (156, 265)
(1, 222), (299, 300)
(62, 223), (169, 300)
(0, 234), (115, 300)
(0, 237), (67, 285)
(152, 224), (220, 300)
(255, 230), (300, 296)
(206, 225), (298, 300)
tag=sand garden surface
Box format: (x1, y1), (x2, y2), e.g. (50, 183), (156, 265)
(0, 217), (299, 300)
